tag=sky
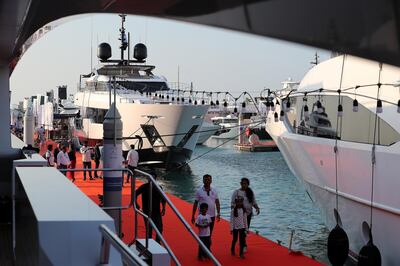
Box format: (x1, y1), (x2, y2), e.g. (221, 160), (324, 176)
(10, 14), (330, 105)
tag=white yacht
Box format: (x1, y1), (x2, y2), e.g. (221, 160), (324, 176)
(210, 114), (239, 139)
(266, 55), (400, 264)
(73, 16), (208, 168)
(196, 121), (220, 144)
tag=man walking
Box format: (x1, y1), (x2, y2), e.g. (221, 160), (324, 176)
(135, 171), (166, 243)
(191, 174), (221, 237)
(57, 145), (70, 176)
(125, 144), (139, 183)
(80, 141), (94, 180)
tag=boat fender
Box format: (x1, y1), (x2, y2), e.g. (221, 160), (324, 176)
(327, 224), (349, 266)
(358, 231), (381, 266)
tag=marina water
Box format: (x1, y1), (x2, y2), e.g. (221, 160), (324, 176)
(155, 138), (330, 264)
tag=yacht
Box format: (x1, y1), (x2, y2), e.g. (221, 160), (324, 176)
(266, 55), (400, 264)
(73, 16), (208, 168)
(210, 114), (239, 139)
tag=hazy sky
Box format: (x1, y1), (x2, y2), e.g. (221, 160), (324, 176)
(10, 14), (330, 105)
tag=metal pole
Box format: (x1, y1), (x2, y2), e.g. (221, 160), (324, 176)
(146, 181), (153, 249)
(102, 103), (123, 233)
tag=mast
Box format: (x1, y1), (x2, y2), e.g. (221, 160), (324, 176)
(118, 14), (128, 62)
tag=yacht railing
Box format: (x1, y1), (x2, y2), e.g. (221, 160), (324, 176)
(99, 224), (147, 266)
(60, 167), (221, 266)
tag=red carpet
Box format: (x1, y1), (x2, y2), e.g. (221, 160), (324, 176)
(41, 142), (323, 265)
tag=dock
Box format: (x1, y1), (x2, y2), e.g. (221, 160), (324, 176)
(65, 153), (321, 265)
(234, 140), (279, 152)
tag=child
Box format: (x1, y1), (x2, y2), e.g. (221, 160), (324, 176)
(195, 202), (212, 260)
(230, 196), (248, 258)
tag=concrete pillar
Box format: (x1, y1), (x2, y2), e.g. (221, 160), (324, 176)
(23, 104), (34, 145)
(0, 64), (22, 195)
(0, 66), (13, 151)
(103, 103), (123, 232)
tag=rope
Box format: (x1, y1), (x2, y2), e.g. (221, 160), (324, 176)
(173, 120), (264, 171)
(370, 63), (383, 230)
(334, 55), (346, 217)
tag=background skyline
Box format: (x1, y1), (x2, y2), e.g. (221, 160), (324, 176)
(10, 14), (330, 105)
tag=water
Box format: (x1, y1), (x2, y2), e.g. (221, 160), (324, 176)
(153, 139), (330, 264)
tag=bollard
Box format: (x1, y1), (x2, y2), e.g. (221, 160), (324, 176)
(103, 103), (123, 233)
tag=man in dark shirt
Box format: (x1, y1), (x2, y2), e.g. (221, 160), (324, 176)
(94, 142), (102, 178)
(135, 171), (166, 243)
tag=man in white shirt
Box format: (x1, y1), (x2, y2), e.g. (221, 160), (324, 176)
(191, 174), (221, 238)
(57, 145), (70, 176)
(80, 141), (94, 180)
(125, 144), (139, 183)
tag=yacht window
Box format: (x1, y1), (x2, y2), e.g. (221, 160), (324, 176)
(85, 107), (108, 124)
(116, 81), (169, 93)
(288, 95), (400, 145)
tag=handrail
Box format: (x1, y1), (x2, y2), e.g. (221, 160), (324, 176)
(61, 167), (221, 266)
(134, 169), (222, 266)
(135, 209), (180, 266)
(99, 224), (147, 266)
(60, 167), (180, 265)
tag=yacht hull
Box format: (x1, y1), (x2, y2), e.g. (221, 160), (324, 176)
(74, 91), (208, 168)
(267, 115), (400, 265)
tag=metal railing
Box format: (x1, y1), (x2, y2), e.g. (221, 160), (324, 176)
(99, 224), (147, 266)
(133, 168), (221, 266)
(60, 167), (221, 266)
(61, 167), (180, 265)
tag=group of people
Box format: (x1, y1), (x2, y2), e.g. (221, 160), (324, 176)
(135, 173), (259, 260)
(191, 175), (260, 260)
(44, 141), (102, 182)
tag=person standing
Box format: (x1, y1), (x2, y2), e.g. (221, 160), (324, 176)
(135, 171), (166, 243)
(53, 142), (60, 165)
(80, 141), (94, 181)
(44, 144), (55, 167)
(68, 144), (76, 182)
(195, 203), (212, 261)
(125, 144), (139, 183)
(94, 142), (102, 179)
(191, 174), (221, 238)
(230, 197), (248, 258)
(38, 125), (45, 146)
(231, 177), (260, 251)
(57, 145), (70, 176)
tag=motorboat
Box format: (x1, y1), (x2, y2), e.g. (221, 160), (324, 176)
(196, 121), (220, 145)
(73, 16), (208, 168)
(266, 55), (400, 264)
(210, 114), (239, 139)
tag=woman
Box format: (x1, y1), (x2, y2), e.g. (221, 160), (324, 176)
(231, 178), (260, 251)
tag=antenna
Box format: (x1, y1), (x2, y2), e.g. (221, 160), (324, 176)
(90, 16), (93, 72)
(311, 52), (319, 66)
(118, 14), (128, 62)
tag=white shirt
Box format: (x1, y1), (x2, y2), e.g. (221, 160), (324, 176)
(230, 208), (248, 230)
(248, 133), (260, 145)
(195, 187), (219, 217)
(80, 146), (93, 162)
(231, 189), (258, 215)
(196, 213), (212, 237)
(45, 150), (54, 166)
(57, 151), (70, 166)
(126, 149), (139, 167)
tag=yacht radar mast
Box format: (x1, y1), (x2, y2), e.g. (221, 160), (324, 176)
(118, 14), (128, 62)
